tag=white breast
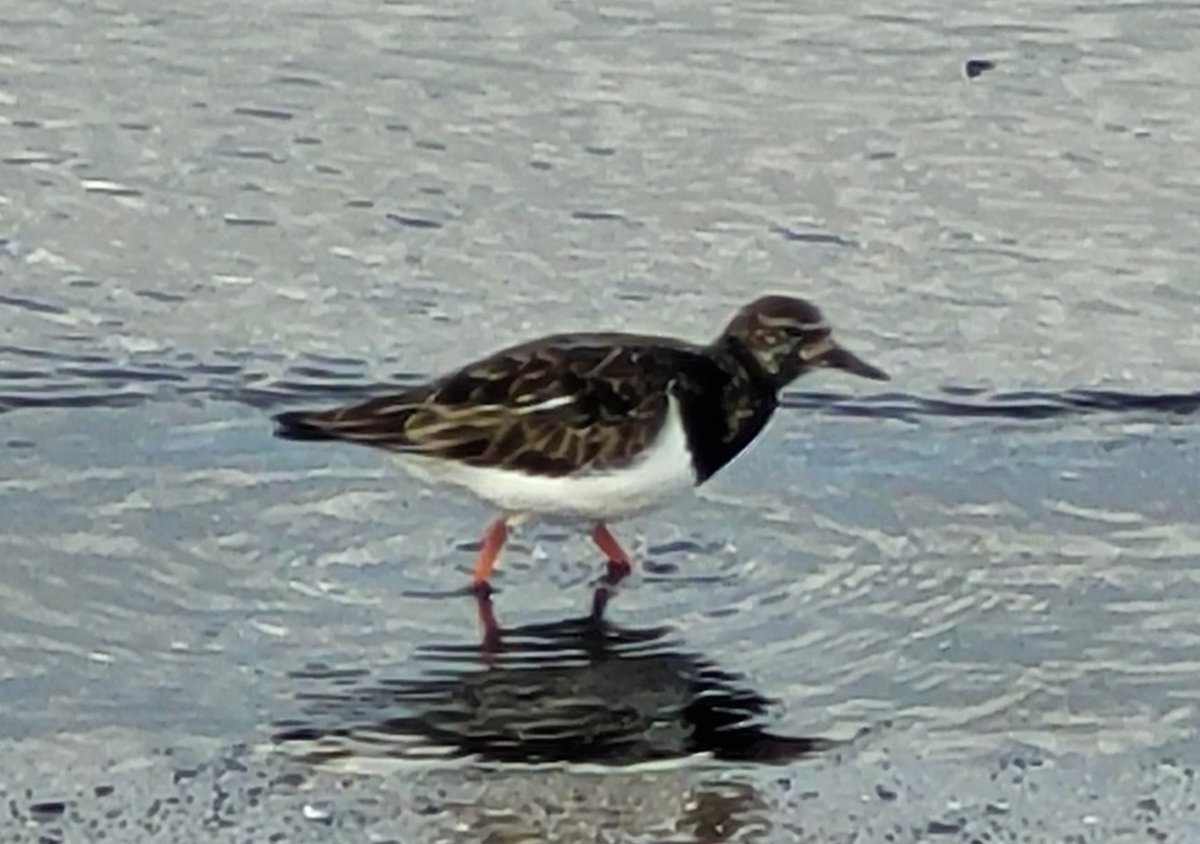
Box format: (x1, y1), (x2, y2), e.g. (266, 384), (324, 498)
(397, 396), (698, 522)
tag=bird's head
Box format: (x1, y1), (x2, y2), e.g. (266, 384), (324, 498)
(721, 294), (888, 389)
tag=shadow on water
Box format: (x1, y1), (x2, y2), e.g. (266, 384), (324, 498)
(270, 588), (834, 767)
(3, 344), (1200, 423)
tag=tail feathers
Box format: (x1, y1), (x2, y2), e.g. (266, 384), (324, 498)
(273, 410), (339, 442)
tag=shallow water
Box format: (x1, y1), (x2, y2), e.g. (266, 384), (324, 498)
(3, 0), (1200, 840)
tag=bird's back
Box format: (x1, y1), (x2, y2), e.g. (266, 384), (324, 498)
(273, 332), (724, 478)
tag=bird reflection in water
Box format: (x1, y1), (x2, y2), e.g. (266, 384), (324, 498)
(273, 581), (832, 767)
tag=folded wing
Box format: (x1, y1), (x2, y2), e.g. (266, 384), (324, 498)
(273, 335), (718, 477)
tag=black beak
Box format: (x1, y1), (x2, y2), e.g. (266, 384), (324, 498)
(812, 340), (889, 381)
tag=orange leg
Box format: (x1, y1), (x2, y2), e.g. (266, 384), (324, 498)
(471, 517), (508, 592)
(591, 522), (633, 583)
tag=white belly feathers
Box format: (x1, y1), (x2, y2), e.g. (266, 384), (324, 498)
(396, 395), (698, 521)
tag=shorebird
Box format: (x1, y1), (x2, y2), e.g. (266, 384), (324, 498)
(273, 294), (887, 592)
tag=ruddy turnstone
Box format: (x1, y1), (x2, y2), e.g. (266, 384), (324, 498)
(273, 294), (887, 592)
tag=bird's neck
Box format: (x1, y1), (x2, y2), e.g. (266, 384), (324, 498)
(674, 337), (780, 484)
(712, 335), (780, 396)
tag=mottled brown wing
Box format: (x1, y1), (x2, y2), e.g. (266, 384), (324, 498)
(273, 334), (708, 477)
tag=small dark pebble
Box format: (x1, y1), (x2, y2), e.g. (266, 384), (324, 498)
(927, 819), (964, 834)
(1137, 797), (1162, 815)
(30, 801), (66, 820)
(965, 59), (996, 78)
(876, 784), (898, 801)
(272, 772), (306, 789)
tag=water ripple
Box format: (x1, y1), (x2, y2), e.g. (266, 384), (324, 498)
(2, 345), (1198, 425)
